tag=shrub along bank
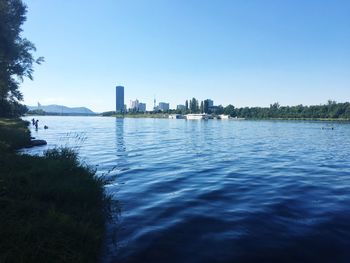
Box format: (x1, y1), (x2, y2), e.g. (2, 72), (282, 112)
(0, 118), (111, 263)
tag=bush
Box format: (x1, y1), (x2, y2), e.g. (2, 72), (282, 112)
(0, 120), (113, 262)
(0, 148), (111, 263)
(0, 118), (31, 151)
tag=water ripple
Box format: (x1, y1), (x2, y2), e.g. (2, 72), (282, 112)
(23, 117), (350, 263)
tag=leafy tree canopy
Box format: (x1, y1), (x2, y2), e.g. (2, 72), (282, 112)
(0, 0), (43, 117)
(229, 101), (350, 119)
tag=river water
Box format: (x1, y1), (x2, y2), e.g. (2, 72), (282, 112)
(23, 116), (350, 263)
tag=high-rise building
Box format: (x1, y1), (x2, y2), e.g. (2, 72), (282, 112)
(177, 104), (186, 110)
(158, 102), (170, 111)
(116, 86), (125, 113)
(207, 99), (214, 107)
(138, 103), (146, 112)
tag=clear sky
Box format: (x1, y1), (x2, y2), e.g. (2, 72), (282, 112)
(22, 0), (350, 112)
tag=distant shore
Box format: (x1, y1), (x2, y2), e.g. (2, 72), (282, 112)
(25, 113), (350, 122)
(249, 117), (350, 122)
(108, 113), (169, 118)
(103, 114), (350, 122)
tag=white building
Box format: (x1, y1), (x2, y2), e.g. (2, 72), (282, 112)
(129, 99), (146, 112)
(129, 99), (139, 111)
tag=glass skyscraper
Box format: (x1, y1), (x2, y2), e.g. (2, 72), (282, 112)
(116, 86), (124, 113)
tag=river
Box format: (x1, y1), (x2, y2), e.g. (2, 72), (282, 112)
(23, 116), (350, 263)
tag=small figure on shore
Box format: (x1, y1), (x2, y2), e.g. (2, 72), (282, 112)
(31, 118), (35, 125)
(35, 119), (39, 130)
(44, 125), (48, 129)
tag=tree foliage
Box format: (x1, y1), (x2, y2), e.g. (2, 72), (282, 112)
(224, 101), (350, 119)
(0, 0), (43, 117)
(189, 97), (199, 113)
(224, 104), (235, 116)
(200, 100), (204, 113)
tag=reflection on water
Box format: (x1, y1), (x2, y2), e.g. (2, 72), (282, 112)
(23, 117), (350, 263)
(106, 118), (128, 181)
(115, 118), (126, 155)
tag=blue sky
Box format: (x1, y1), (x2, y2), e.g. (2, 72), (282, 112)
(22, 0), (350, 112)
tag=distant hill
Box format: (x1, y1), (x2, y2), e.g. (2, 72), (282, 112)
(27, 104), (96, 115)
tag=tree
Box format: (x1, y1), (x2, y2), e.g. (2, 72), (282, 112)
(200, 101), (204, 113)
(269, 102), (280, 118)
(215, 105), (224, 115)
(230, 100), (350, 119)
(195, 99), (199, 113)
(190, 97), (198, 113)
(328, 100), (337, 105)
(185, 100), (189, 111)
(0, 0), (43, 117)
(224, 104), (235, 116)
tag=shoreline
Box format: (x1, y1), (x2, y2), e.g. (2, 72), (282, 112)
(25, 114), (350, 122)
(247, 117), (350, 122)
(0, 118), (111, 262)
(105, 115), (350, 122)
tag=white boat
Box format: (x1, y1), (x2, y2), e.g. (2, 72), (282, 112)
(219, 114), (230, 119)
(185, 114), (209, 120)
(169, 114), (184, 119)
(231, 117), (245, 120)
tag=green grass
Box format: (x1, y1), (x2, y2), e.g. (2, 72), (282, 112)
(0, 119), (112, 263)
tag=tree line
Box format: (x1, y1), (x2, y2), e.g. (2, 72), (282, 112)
(179, 98), (219, 114)
(174, 99), (350, 119)
(1, 0), (348, 121)
(229, 101), (350, 119)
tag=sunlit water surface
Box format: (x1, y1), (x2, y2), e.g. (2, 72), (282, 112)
(23, 116), (350, 263)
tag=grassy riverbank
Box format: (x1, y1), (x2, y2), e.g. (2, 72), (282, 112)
(0, 118), (111, 263)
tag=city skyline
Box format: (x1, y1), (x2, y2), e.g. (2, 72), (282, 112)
(2, 1), (350, 262)
(21, 0), (350, 112)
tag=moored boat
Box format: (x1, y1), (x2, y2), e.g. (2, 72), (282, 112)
(169, 114), (185, 119)
(185, 114), (209, 120)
